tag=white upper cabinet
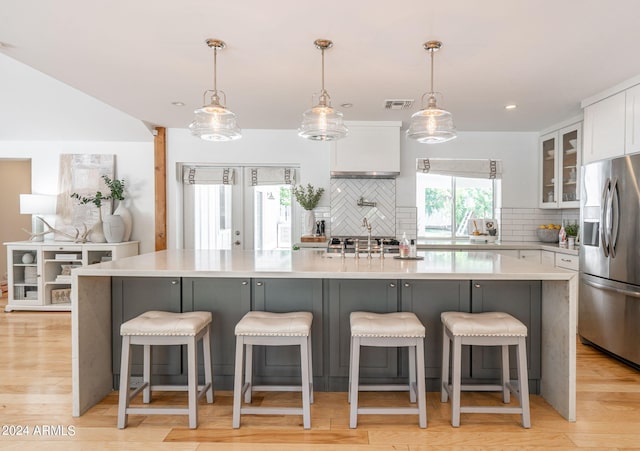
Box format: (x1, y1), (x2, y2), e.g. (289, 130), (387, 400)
(582, 76), (640, 164)
(625, 84), (640, 155)
(582, 92), (626, 164)
(330, 121), (401, 177)
(539, 122), (581, 209)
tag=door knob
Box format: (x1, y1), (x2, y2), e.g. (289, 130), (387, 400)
(234, 240), (241, 246)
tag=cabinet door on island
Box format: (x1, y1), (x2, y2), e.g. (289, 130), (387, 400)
(182, 277), (251, 389)
(401, 280), (471, 387)
(328, 279), (399, 390)
(470, 280), (541, 392)
(111, 277), (183, 386)
(252, 278), (324, 386)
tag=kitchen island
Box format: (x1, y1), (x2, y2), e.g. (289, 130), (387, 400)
(72, 249), (577, 421)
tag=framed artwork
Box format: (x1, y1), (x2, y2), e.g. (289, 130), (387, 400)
(55, 154), (115, 241)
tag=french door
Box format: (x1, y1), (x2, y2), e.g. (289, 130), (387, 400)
(183, 166), (294, 250)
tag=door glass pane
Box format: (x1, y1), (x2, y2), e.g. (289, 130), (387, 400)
(253, 185), (292, 250)
(192, 184), (232, 249)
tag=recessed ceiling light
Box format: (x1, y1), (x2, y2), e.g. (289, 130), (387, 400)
(172, 101), (185, 106)
(340, 103), (353, 108)
(505, 104), (517, 110)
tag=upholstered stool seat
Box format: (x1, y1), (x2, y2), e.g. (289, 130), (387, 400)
(117, 311), (214, 429)
(233, 311), (314, 429)
(349, 311), (427, 428)
(440, 311), (531, 428)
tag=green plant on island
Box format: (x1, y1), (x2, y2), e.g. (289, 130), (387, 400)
(70, 175), (125, 208)
(564, 222), (579, 237)
(292, 183), (324, 211)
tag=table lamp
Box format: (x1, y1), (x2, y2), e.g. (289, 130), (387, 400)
(19, 194), (57, 242)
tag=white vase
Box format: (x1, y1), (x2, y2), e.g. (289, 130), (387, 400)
(103, 214), (126, 243)
(114, 203), (132, 241)
(304, 210), (316, 236)
(91, 208), (106, 243)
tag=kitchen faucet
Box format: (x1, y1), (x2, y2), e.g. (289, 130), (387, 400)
(362, 218), (372, 258)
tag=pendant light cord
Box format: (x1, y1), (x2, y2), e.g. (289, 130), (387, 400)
(430, 48), (434, 94)
(213, 47), (218, 94)
(320, 47), (326, 95)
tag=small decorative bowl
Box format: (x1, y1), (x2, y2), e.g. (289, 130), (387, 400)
(537, 228), (559, 243)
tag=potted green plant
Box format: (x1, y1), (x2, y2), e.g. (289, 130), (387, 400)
(564, 222), (579, 238)
(71, 175), (126, 243)
(104, 175), (132, 242)
(292, 184), (324, 236)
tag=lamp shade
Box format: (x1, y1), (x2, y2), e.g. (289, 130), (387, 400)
(298, 105), (348, 141)
(19, 194), (57, 215)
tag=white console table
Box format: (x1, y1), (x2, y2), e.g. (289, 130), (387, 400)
(4, 241), (138, 312)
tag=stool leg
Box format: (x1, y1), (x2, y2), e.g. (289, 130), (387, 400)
(300, 336), (311, 429)
(117, 336), (132, 429)
(451, 336), (462, 427)
(501, 344), (510, 403)
(347, 334), (353, 403)
(409, 343), (417, 403)
(187, 336), (199, 429)
(244, 343), (253, 404)
(232, 336), (244, 429)
(441, 327), (450, 403)
(307, 334), (314, 404)
(517, 337), (531, 428)
(143, 344), (151, 403)
(203, 326), (214, 403)
(416, 339), (427, 428)
(349, 336), (361, 428)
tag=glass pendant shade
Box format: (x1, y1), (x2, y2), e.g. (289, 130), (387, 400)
(298, 39), (348, 141)
(407, 95), (456, 144)
(190, 39), (241, 141)
(298, 103), (348, 141)
(189, 101), (241, 141)
(407, 40), (456, 144)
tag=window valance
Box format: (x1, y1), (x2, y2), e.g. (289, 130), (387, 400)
(248, 167), (296, 186)
(416, 158), (502, 179)
(182, 167), (235, 185)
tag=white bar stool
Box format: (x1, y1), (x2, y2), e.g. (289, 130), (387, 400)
(440, 311), (531, 428)
(349, 311), (427, 428)
(232, 311), (314, 429)
(117, 310), (214, 429)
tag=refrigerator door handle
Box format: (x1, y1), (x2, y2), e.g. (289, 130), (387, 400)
(609, 177), (620, 258)
(600, 177), (611, 257)
(583, 277), (640, 299)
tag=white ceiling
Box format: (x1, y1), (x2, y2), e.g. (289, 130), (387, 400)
(2, 0), (640, 133)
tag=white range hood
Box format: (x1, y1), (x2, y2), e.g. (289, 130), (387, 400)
(330, 121), (401, 178)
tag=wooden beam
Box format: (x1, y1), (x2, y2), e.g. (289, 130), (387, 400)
(154, 127), (167, 251)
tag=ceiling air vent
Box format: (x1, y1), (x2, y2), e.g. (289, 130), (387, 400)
(384, 99), (414, 110)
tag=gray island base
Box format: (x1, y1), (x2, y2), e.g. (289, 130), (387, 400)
(72, 249), (577, 421)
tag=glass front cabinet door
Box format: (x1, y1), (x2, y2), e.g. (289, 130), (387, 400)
(539, 122), (581, 209)
(540, 133), (558, 208)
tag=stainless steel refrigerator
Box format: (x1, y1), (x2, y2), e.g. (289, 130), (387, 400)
(579, 154), (640, 368)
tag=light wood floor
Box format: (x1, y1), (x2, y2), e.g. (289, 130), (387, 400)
(1, 295), (639, 450)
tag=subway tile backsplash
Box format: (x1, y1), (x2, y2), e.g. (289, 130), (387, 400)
(497, 208), (579, 242)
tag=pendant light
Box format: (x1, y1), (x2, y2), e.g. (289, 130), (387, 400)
(298, 39), (348, 141)
(189, 39), (241, 141)
(407, 40), (456, 144)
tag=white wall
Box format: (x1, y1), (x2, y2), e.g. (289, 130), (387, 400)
(166, 128), (539, 247)
(0, 141), (156, 254)
(398, 131), (539, 208)
(166, 128), (332, 249)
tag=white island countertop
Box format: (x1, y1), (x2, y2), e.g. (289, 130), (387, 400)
(72, 249), (577, 423)
(74, 249), (576, 280)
